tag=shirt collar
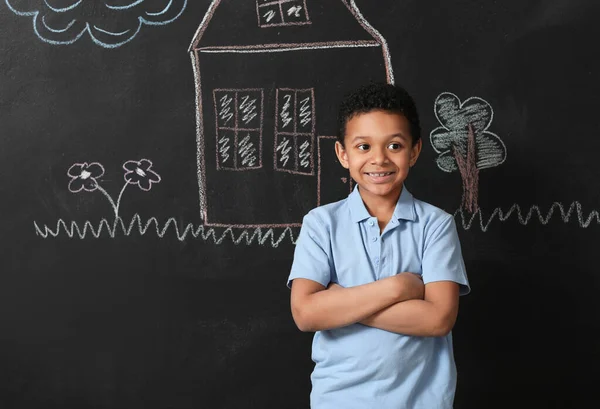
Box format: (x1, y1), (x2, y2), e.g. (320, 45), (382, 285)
(348, 184), (416, 223)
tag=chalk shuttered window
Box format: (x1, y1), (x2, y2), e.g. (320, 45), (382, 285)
(214, 89), (263, 170)
(274, 88), (315, 175)
(256, 0), (310, 27)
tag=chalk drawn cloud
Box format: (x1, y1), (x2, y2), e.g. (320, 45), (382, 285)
(5, 0), (187, 48)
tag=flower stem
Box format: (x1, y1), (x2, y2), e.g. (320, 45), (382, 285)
(95, 184), (118, 217)
(115, 183), (129, 218)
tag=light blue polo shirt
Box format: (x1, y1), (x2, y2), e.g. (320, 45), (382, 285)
(288, 185), (470, 409)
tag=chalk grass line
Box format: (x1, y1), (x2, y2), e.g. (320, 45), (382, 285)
(454, 201), (600, 232)
(34, 216), (297, 247)
(33, 201), (600, 246)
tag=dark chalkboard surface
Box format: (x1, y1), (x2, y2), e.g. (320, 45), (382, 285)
(1, 1), (600, 408)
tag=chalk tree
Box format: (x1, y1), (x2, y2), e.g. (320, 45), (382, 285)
(430, 92), (506, 213)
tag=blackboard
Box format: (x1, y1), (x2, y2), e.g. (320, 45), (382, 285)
(1, 1), (600, 408)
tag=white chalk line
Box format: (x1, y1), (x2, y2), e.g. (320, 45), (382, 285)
(197, 42), (380, 53)
(188, 0), (220, 52)
(33, 216), (297, 247)
(189, 52), (207, 219)
(346, 0), (394, 84)
(455, 201), (600, 232)
(33, 201), (599, 247)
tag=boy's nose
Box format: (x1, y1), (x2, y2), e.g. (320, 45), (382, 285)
(370, 148), (388, 164)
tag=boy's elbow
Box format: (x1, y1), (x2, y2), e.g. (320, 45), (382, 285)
(290, 279), (329, 332)
(429, 315), (456, 337)
(430, 323), (452, 337)
(294, 319), (315, 333)
(291, 304), (317, 332)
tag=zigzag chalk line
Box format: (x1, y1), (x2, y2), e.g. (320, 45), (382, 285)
(33, 201), (599, 246)
(33, 215), (297, 247)
(455, 201), (600, 232)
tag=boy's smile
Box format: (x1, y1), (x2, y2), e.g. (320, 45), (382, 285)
(335, 110), (422, 208)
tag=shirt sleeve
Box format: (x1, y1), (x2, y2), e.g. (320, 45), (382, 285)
(287, 211), (333, 289)
(422, 215), (470, 295)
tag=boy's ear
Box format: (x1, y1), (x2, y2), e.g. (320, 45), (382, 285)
(335, 141), (350, 169)
(409, 139), (423, 167)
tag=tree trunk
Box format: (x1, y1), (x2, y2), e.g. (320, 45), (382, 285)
(453, 123), (479, 213)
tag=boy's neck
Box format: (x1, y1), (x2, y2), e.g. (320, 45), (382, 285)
(357, 185), (402, 226)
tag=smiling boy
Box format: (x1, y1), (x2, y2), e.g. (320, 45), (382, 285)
(287, 83), (470, 409)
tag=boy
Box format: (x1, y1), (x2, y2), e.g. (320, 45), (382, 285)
(287, 83), (470, 409)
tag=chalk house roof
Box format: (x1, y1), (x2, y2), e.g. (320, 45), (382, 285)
(190, 0), (382, 51)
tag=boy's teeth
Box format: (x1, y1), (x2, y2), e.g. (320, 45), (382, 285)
(370, 172), (390, 176)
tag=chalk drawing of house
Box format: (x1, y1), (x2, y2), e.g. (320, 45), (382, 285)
(189, 0), (394, 228)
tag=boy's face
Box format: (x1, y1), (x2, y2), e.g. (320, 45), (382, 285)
(335, 110), (422, 204)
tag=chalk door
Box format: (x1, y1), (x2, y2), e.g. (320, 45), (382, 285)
(318, 136), (352, 206)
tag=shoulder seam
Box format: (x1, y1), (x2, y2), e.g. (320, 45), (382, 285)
(424, 214), (454, 252)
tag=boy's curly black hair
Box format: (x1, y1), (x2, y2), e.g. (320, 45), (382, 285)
(337, 82), (421, 146)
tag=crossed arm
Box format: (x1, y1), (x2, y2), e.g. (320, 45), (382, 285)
(290, 275), (459, 337)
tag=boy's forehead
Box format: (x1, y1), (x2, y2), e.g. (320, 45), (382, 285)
(344, 110), (411, 137)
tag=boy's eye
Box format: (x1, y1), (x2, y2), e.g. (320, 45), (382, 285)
(388, 143), (402, 150)
(357, 144), (370, 151)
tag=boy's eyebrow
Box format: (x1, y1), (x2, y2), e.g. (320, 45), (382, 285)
(349, 133), (410, 143)
(349, 136), (369, 143)
(389, 132), (410, 141)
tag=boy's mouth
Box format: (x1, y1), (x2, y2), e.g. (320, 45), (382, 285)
(365, 172), (394, 177)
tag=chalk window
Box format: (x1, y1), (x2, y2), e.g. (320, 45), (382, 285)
(257, 0), (310, 27)
(214, 89), (264, 171)
(274, 88), (315, 175)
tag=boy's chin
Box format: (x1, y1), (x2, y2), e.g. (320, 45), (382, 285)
(358, 184), (404, 198)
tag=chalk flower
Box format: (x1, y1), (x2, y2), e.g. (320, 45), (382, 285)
(123, 159), (161, 191)
(67, 162), (105, 193)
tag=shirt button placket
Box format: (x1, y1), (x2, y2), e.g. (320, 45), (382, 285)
(368, 219), (381, 274)
(367, 219), (379, 275)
